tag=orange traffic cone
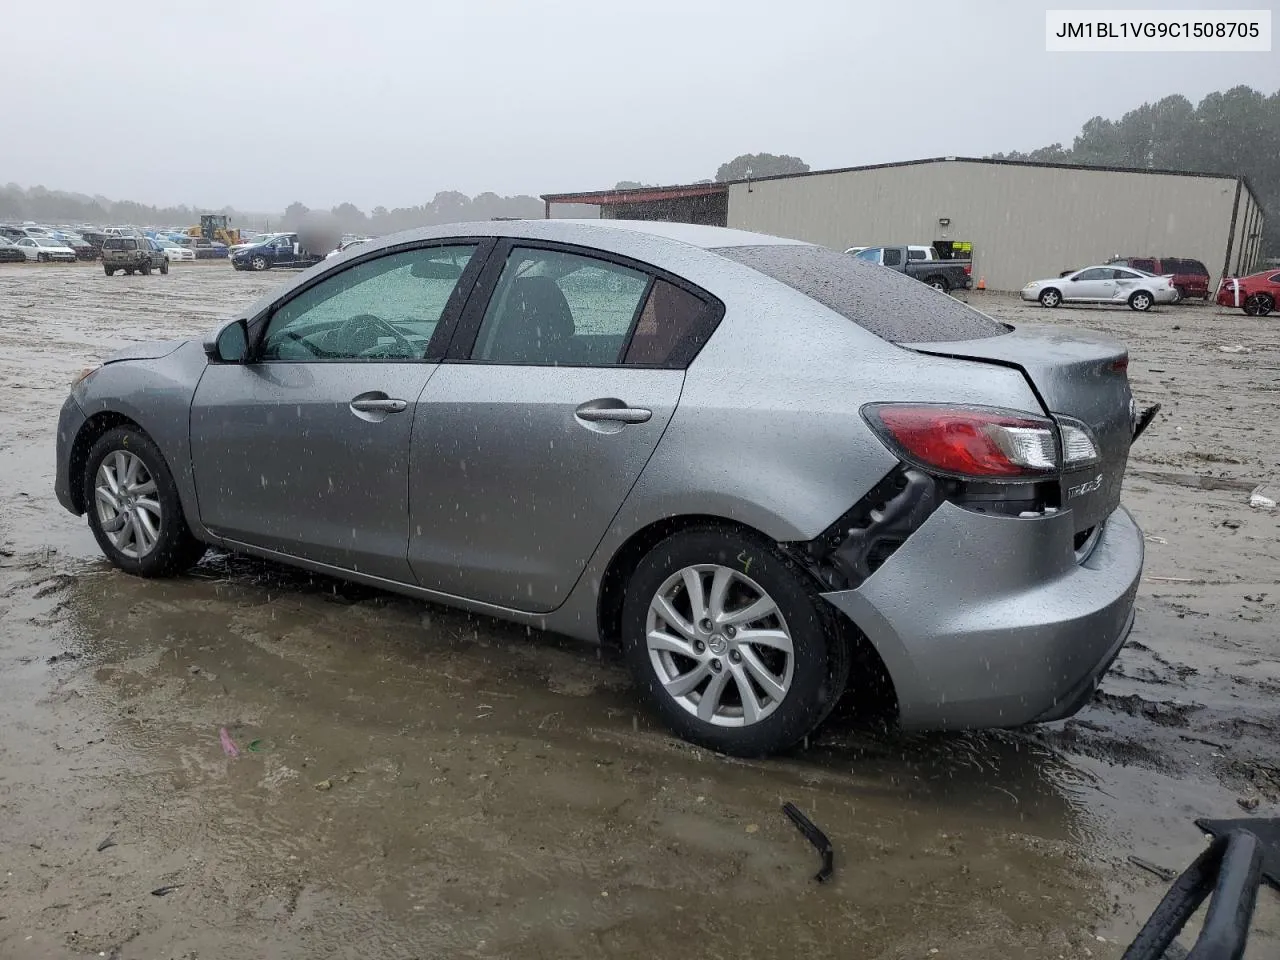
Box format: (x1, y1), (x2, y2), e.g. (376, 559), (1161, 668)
(977, 275), (987, 291)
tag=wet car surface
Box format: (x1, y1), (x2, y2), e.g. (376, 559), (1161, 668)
(1, 261), (1277, 958)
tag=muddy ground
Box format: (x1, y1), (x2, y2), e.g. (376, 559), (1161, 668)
(0, 260), (1277, 959)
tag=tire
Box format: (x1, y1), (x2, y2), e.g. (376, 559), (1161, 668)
(926, 276), (950, 293)
(250, 255), (269, 271)
(1129, 290), (1153, 312)
(83, 426), (205, 578)
(104, 265), (114, 276)
(139, 261), (151, 276)
(1243, 293), (1274, 317)
(124, 268), (135, 276)
(620, 526), (850, 757)
(160, 259), (169, 275)
(37, 252), (48, 263)
(1171, 286), (1185, 304)
(1038, 288), (1062, 308)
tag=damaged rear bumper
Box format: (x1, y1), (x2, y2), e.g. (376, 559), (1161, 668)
(821, 501), (1143, 730)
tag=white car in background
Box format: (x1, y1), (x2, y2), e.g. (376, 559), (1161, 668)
(326, 237), (373, 258)
(1022, 265), (1177, 312)
(14, 236), (77, 262)
(155, 239), (196, 262)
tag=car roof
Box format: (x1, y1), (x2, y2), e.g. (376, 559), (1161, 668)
(356, 219), (810, 253)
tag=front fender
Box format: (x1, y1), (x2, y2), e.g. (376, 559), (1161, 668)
(73, 340), (212, 539)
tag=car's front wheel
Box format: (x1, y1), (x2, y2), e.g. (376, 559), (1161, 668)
(1129, 290), (1153, 312)
(83, 426), (205, 577)
(1038, 288), (1062, 307)
(250, 255), (269, 271)
(159, 259), (169, 275)
(621, 526), (849, 757)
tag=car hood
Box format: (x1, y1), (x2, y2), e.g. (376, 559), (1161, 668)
(104, 339), (188, 364)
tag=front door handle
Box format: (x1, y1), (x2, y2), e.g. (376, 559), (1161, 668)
(575, 404), (652, 424)
(350, 397), (407, 413)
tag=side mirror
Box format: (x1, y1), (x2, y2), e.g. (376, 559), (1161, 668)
(205, 319), (249, 363)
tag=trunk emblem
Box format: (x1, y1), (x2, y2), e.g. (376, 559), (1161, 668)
(1067, 474), (1104, 499)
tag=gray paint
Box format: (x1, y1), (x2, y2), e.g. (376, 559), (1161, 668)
(726, 159), (1256, 291)
(54, 219), (1144, 733)
(823, 504), (1142, 729)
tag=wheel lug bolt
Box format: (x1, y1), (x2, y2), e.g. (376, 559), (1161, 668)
(699, 618), (713, 632)
(729, 650), (741, 664)
(725, 626), (736, 638)
(711, 659), (722, 672)
(694, 640), (705, 653)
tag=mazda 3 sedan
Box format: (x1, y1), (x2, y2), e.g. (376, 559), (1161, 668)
(55, 220), (1144, 756)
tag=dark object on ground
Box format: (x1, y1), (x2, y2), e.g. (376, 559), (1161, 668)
(1196, 817), (1280, 889)
(47, 651), (81, 664)
(1129, 855), (1178, 882)
(150, 884), (182, 897)
(782, 801), (834, 883)
(1122, 829), (1262, 960)
(96, 833), (116, 852)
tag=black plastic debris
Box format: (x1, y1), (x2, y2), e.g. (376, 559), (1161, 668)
(782, 802), (833, 883)
(150, 884), (182, 897)
(96, 833), (116, 852)
(1122, 830), (1262, 960)
(1196, 817), (1280, 889)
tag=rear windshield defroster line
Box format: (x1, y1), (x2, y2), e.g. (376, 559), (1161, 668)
(712, 244), (1006, 343)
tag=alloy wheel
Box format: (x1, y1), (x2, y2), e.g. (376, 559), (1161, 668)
(94, 450), (162, 559)
(645, 564), (794, 727)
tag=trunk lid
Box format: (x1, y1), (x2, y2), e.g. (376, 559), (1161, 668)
(906, 326), (1134, 534)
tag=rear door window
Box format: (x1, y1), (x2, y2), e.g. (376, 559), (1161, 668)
(882, 247), (904, 267)
(714, 244), (1006, 343)
(1185, 260), (1208, 276)
(1132, 258), (1156, 272)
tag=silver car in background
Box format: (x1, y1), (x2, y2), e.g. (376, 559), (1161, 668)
(1022, 264), (1177, 311)
(55, 220), (1144, 757)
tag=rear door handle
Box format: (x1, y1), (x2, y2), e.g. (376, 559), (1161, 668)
(575, 404), (652, 424)
(350, 397), (407, 413)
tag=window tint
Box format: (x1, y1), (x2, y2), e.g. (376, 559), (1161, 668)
(623, 280), (708, 366)
(907, 248), (927, 261)
(1269, 274), (1280, 284)
(1075, 268), (1110, 281)
(714, 244), (1006, 343)
(260, 244), (475, 361)
(882, 247), (904, 267)
(1132, 259), (1156, 272)
(1113, 268), (1142, 280)
(471, 248), (648, 366)
(854, 247), (881, 263)
(1185, 260), (1208, 276)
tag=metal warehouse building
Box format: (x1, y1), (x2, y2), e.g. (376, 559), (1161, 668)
(543, 158), (1265, 292)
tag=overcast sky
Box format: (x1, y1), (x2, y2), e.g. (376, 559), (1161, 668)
(4, 0), (1276, 212)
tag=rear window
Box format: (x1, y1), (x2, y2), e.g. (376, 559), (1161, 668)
(1179, 259), (1209, 276)
(713, 244), (1007, 343)
(103, 238), (136, 250)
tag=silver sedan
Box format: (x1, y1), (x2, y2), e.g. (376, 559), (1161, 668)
(55, 220), (1144, 756)
(1021, 265), (1177, 311)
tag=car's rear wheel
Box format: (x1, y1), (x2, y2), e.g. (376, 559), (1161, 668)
(1171, 286), (1185, 303)
(250, 255), (269, 271)
(620, 526), (849, 757)
(1038, 288), (1062, 307)
(159, 259), (169, 275)
(103, 266), (114, 276)
(124, 268), (135, 275)
(926, 276), (950, 293)
(1243, 293), (1274, 317)
(1129, 290), (1153, 312)
(139, 261), (151, 275)
(83, 426), (205, 578)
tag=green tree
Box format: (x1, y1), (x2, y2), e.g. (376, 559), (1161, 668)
(714, 153), (809, 182)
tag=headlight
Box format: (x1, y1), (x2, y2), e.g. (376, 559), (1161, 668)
(71, 364), (101, 387)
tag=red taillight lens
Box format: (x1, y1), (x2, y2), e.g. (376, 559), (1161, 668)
(963, 264), (972, 275)
(863, 404), (1059, 480)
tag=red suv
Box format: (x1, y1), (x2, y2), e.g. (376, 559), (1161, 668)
(1106, 256), (1211, 302)
(1216, 268), (1279, 316)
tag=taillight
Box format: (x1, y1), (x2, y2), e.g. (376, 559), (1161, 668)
(863, 404), (1058, 480)
(963, 264), (972, 275)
